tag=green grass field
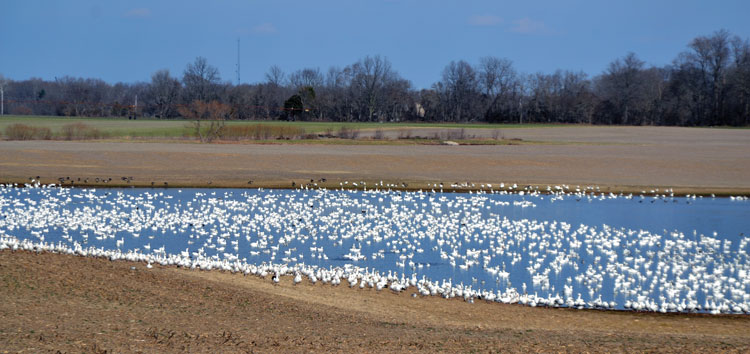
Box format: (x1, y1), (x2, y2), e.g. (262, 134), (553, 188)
(0, 115), (559, 140)
(0, 116), (191, 138)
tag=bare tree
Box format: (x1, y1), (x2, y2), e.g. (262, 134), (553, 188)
(225, 84), (257, 120)
(381, 77), (413, 122)
(479, 57), (518, 121)
(350, 55), (396, 121)
(731, 36), (750, 124)
(178, 100), (229, 142)
(688, 29), (732, 124)
(265, 65), (286, 86)
(290, 68), (324, 89)
(320, 66), (353, 121)
(638, 67), (670, 125)
(148, 69), (181, 118)
(261, 66), (290, 119)
(441, 60), (480, 121)
(53, 77), (109, 117)
(182, 57), (221, 103)
(598, 52), (646, 124)
(479, 57), (516, 96)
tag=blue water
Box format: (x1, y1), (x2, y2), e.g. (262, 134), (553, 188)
(1, 186), (749, 312)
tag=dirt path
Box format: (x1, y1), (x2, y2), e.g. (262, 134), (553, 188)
(2, 251), (749, 352)
(1, 126), (749, 195)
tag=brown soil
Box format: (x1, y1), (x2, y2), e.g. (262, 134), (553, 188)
(1, 126), (749, 195)
(2, 251), (749, 353)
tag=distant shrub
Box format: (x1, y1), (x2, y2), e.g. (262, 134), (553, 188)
(443, 128), (469, 140)
(4, 124), (52, 140)
(222, 124), (305, 140)
(337, 126), (360, 139)
(397, 129), (413, 139)
(61, 123), (103, 140)
(36, 127), (52, 140)
(5, 124), (35, 140)
(179, 100), (229, 143)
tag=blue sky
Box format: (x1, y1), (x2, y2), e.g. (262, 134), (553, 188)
(2, 0), (749, 89)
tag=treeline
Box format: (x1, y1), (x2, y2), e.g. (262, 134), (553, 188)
(1, 29), (749, 126)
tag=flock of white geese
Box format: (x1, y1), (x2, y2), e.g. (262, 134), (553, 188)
(0, 182), (748, 314)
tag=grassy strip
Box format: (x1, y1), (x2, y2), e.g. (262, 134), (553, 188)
(88, 137), (551, 146)
(0, 120), (614, 147)
(0, 116), (191, 138)
(0, 115), (560, 139)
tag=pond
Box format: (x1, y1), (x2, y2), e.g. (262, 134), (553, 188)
(1, 185), (748, 314)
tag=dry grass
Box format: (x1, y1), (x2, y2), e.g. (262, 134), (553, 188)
(3, 123), (104, 141)
(61, 122), (105, 140)
(222, 124), (307, 140)
(4, 124), (53, 140)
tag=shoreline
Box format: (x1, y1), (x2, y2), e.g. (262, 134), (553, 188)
(6, 248), (750, 319)
(3, 178), (750, 197)
(5, 233), (746, 315)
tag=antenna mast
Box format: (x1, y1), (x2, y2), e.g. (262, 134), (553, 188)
(236, 38), (241, 85)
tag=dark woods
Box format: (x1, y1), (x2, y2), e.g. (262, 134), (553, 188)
(2, 30), (749, 126)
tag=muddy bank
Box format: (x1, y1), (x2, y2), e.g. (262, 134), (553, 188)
(2, 251), (749, 352)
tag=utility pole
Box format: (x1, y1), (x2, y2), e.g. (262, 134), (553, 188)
(236, 38), (241, 85)
(0, 74), (6, 116)
(134, 94), (138, 119)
